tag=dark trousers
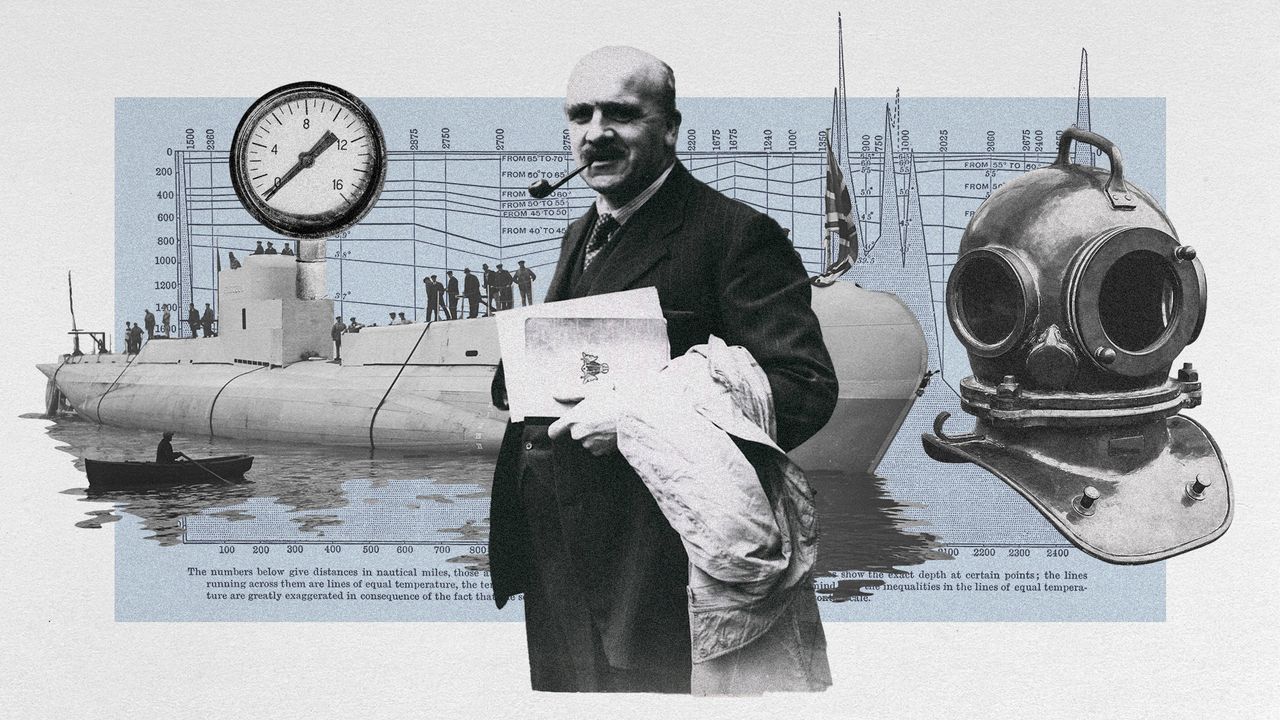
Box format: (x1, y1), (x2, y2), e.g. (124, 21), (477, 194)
(519, 284), (533, 306)
(515, 424), (691, 693)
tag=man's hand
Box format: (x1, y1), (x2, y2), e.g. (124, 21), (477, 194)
(547, 383), (622, 456)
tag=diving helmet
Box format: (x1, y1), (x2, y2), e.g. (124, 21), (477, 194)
(923, 128), (1231, 564)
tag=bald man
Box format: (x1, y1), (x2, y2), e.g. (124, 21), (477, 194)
(488, 46), (837, 693)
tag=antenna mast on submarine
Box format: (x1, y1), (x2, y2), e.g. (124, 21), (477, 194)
(67, 271), (82, 356)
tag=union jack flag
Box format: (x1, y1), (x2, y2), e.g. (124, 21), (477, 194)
(824, 142), (858, 266)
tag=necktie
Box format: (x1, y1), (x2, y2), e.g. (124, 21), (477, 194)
(582, 213), (619, 270)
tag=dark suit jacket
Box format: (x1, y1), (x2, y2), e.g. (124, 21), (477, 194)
(488, 161), (837, 669)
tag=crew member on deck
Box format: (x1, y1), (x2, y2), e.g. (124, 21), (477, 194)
(463, 268), (481, 318)
(446, 270), (460, 320)
(495, 264), (514, 310)
(424, 274), (443, 321)
(331, 316), (347, 362)
(514, 260), (537, 306)
(128, 321), (144, 354)
(481, 263), (495, 315)
(201, 303), (215, 337)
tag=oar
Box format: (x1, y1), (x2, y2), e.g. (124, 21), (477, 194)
(180, 455), (239, 486)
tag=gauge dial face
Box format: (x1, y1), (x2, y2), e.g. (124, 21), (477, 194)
(230, 82), (386, 238)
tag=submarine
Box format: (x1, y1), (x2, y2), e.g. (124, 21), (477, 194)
(39, 250), (928, 473)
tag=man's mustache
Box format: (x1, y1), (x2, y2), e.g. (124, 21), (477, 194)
(581, 145), (625, 164)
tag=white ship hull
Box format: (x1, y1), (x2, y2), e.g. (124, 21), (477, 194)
(40, 254), (927, 472)
(40, 318), (508, 454)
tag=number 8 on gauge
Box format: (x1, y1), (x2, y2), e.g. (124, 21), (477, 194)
(230, 81), (387, 238)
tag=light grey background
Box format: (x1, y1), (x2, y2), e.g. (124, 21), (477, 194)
(2, 2), (1276, 717)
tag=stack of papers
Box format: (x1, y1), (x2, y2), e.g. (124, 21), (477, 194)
(495, 288), (670, 420)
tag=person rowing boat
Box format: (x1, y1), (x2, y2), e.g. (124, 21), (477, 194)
(156, 431), (191, 464)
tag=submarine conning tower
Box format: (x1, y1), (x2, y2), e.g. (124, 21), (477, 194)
(143, 248), (334, 367)
(218, 240), (334, 366)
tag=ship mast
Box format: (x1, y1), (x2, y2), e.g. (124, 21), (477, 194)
(1074, 48), (1095, 166)
(67, 271), (82, 356)
(813, 13), (859, 287)
(828, 12), (855, 268)
(827, 90), (839, 269)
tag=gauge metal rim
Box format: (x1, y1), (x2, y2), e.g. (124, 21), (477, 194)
(229, 81), (387, 239)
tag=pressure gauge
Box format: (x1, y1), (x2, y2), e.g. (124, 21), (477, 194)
(229, 81), (386, 238)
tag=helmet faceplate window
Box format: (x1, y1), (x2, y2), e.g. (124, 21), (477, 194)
(1097, 249), (1177, 353)
(947, 247), (1038, 358)
(1068, 227), (1205, 378)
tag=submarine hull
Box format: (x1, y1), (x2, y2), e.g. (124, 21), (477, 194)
(39, 339), (507, 454)
(40, 279), (927, 472)
(790, 280), (928, 472)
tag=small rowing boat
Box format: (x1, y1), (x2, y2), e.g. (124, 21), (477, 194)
(83, 454), (254, 490)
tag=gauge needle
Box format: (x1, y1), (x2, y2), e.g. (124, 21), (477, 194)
(262, 130), (339, 201)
